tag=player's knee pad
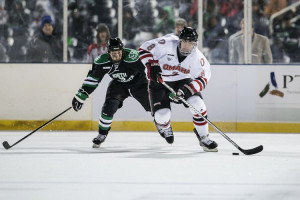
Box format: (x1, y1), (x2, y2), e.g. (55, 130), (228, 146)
(187, 96), (207, 115)
(154, 108), (171, 124)
(102, 98), (122, 116)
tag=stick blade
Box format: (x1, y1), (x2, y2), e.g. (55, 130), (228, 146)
(239, 145), (263, 155)
(2, 141), (11, 150)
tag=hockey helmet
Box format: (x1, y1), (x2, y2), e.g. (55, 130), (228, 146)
(178, 27), (198, 56)
(179, 27), (198, 42)
(107, 37), (124, 52)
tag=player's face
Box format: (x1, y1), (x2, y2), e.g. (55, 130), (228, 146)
(42, 23), (53, 36)
(240, 19), (254, 35)
(109, 50), (122, 62)
(99, 32), (107, 42)
(180, 40), (195, 54)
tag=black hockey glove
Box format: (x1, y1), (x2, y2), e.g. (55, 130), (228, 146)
(72, 88), (89, 112)
(177, 84), (196, 100)
(72, 97), (83, 111)
(145, 60), (162, 83)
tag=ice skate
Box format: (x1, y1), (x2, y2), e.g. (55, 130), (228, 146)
(154, 121), (174, 144)
(92, 133), (107, 148)
(193, 128), (218, 152)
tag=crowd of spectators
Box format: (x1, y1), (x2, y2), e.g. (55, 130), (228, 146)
(0, 0), (63, 62)
(0, 0), (300, 64)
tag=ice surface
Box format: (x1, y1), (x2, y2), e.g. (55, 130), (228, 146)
(1, 131), (300, 200)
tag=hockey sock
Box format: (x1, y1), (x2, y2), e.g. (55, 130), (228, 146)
(193, 111), (209, 137)
(155, 120), (171, 129)
(99, 113), (113, 135)
(154, 108), (171, 130)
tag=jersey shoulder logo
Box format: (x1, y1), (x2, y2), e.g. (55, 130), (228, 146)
(124, 48), (139, 62)
(94, 53), (109, 64)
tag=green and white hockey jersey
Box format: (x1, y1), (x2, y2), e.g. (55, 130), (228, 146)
(76, 48), (147, 101)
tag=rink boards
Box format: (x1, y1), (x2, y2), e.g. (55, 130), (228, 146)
(0, 63), (299, 133)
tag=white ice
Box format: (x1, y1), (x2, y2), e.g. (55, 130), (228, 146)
(1, 131), (300, 200)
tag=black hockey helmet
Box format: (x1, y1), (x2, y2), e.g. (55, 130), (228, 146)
(179, 27), (198, 42)
(178, 27), (198, 56)
(107, 37), (124, 52)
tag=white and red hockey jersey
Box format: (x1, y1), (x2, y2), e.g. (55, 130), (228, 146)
(139, 34), (211, 92)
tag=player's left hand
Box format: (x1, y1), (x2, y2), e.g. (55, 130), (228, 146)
(177, 84), (195, 100)
(72, 97), (83, 111)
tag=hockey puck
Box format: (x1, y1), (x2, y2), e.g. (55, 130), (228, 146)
(232, 152), (239, 155)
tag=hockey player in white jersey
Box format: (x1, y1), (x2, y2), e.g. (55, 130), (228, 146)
(139, 27), (218, 152)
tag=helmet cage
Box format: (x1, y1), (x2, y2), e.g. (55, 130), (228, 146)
(179, 39), (197, 56)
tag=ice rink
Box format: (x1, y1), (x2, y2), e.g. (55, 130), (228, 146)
(1, 131), (300, 200)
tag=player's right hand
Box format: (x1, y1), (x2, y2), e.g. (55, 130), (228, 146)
(145, 60), (162, 83)
(72, 96), (83, 111)
(177, 84), (195, 100)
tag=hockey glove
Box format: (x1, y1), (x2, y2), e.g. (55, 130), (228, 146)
(72, 88), (89, 112)
(177, 84), (196, 100)
(145, 60), (162, 83)
(168, 92), (181, 104)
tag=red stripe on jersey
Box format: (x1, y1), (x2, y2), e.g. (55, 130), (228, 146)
(194, 80), (203, 91)
(138, 48), (146, 51)
(197, 77), (207, 85)
(138, 48), (150, 53)
(201, 110), (207, 116)
(140, 54), (154, 60)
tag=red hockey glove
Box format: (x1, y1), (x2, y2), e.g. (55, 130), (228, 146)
(145, 60), (162, 83)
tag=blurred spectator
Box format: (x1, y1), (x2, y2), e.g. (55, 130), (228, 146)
(273, 13), (300, 62)
(174, 18), (187, 36)
(220, 0), (243, 17)
(6, 0), (30, 62)
(6, 0), (30, 29)
(203, 0), (219, 30)
(153, 6), (175, 38)
(27, 15), (62, 62)
(228, 30), (243, 61)
(123, 7), (139, 49)
(68, 8), (91, 62)
(264, 0), (287, 18)
(0, 1), (8, 50)
(252, 0), (269, 36)
(86, 23), (110, 63)
(0, 1), (8, 26)
(0, 42), (8, 62)
(230, 19), (273, 64)
(203, 15), (229, 63)
(220, 0), (243, 34)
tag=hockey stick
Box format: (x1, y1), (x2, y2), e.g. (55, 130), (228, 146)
(2, 106), (72, 150)
(158, 77), (263, 155)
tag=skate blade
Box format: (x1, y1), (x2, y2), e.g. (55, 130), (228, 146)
(92, 144), (100, 148)
(202, 146), (218, 152)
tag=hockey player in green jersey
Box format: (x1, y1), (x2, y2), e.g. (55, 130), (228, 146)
(72, 37), (150, 148)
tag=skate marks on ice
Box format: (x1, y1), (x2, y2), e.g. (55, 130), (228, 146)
(0, 131), (207, 158)
(0, 145), (207, 159)
(1, 131), (300, 159)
